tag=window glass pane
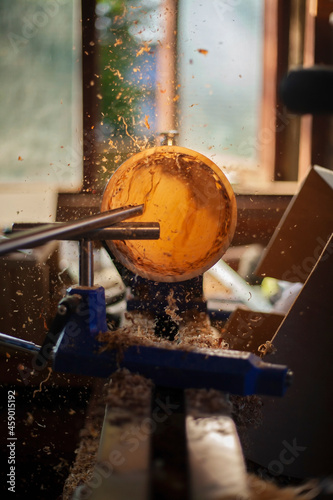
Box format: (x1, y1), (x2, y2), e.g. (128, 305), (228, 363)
(0, 0), (82, 191)
(94, 0), (264, 187)
(95, 0), (163, 181)
(177, 0), (264, 172)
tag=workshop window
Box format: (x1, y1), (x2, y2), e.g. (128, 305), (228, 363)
(177, 0), (264, 186)
(91, 0), (265, 189)
(0, 0), (82, 194)
(0, 0), (320, 205)
(91, 0), (314, 194)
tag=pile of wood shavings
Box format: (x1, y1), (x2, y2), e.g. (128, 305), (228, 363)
(177, 316), (222, 349)
(62, 381), (107, 500)
(165, 289), (222, 349)
(98, 310), (222, 357)
(62, 370), (153, 499)
(97, 313), (177, 365)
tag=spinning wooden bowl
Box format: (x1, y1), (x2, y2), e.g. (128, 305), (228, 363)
(101, 146), (237, 282)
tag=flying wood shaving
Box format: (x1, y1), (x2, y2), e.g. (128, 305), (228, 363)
(119, 116), (141, 149)
(119, 116), (134, 139)
(33, 367), (52, 398)
(144, 115), (150, 130)
(165, 289), (181, 324)
(136, 43), (151, 57)
(197, 48), (208, 55)
(112, 69), (124, 80)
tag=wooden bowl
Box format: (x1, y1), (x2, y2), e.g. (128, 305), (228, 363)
(101, 146), (237, 282)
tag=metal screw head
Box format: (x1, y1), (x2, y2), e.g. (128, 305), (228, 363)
(57, 303), (68, 316)
(159, 130), (179, 146)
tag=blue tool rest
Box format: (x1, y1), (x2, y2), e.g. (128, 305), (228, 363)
(53, 285), (291, 397)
